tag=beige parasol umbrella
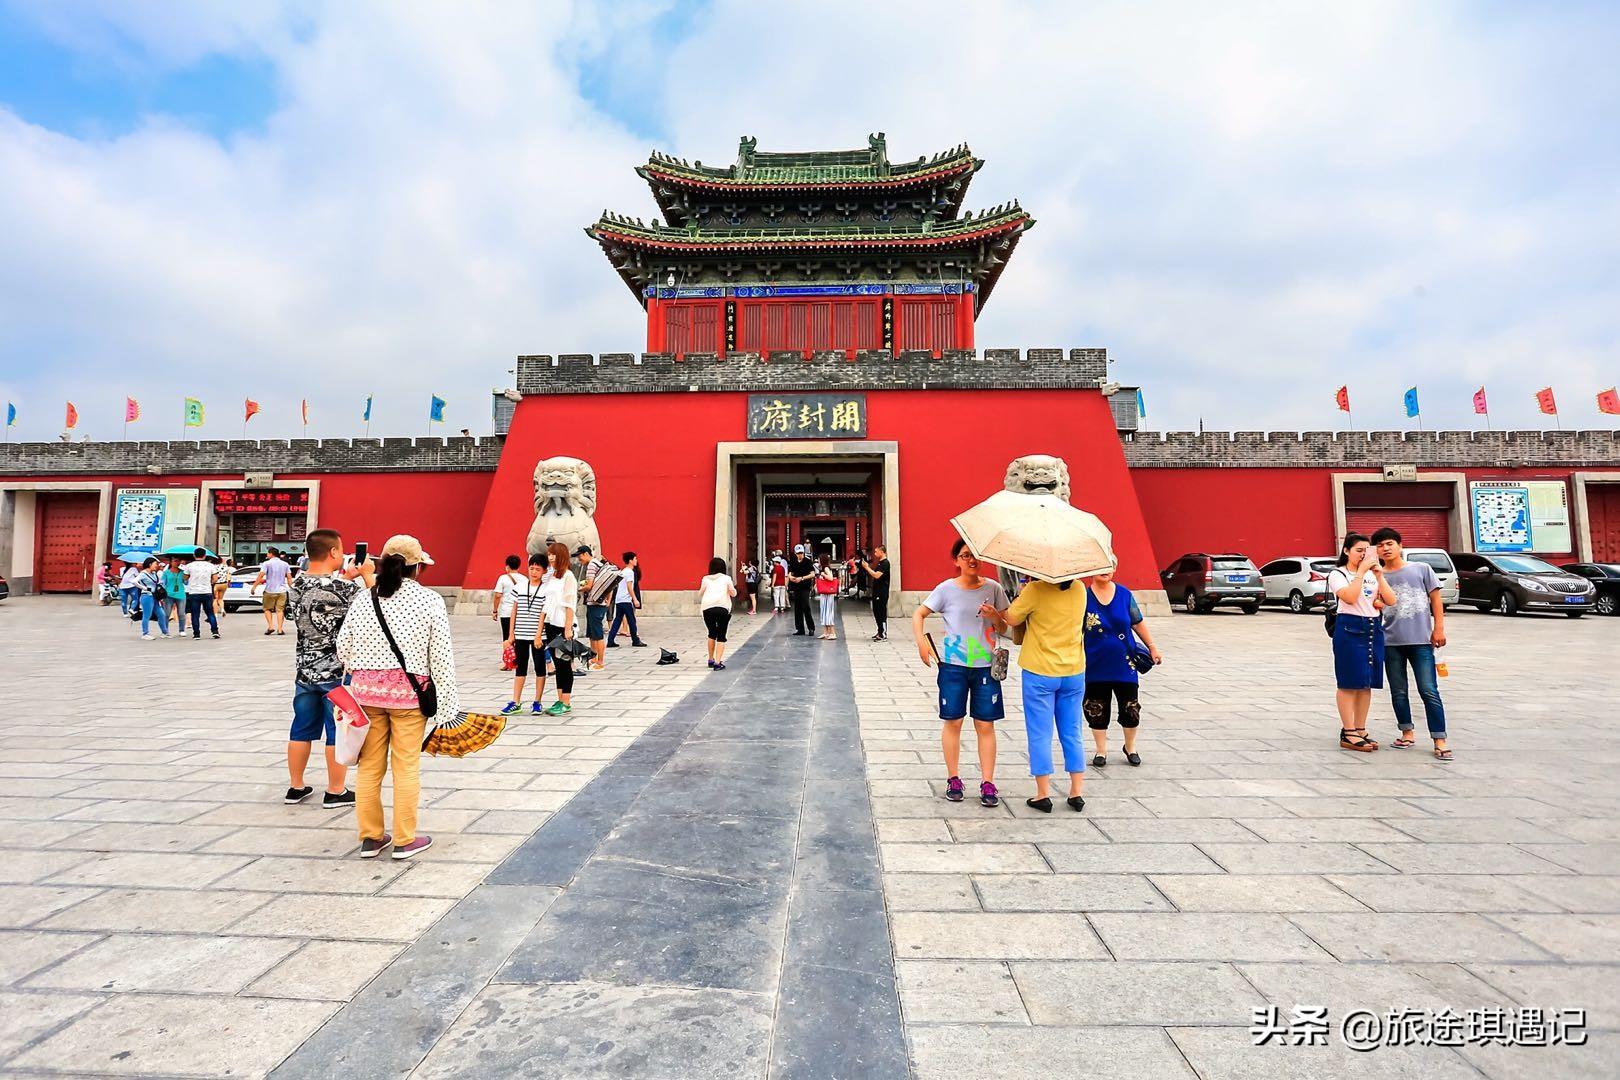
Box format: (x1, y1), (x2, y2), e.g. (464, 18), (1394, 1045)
(950, 490), (1115, 584)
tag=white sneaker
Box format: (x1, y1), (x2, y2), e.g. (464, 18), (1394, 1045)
(141, 633), (153, 640)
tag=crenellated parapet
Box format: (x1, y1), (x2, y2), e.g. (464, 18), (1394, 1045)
(515, 348), (1109, 396)
(1124, 430), (1620, 468)
(0, 436), (505, 476)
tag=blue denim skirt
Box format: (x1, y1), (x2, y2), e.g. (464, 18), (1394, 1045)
(1332, 613), (1385, 690)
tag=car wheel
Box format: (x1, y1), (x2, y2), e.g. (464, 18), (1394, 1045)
(1287, 590), (1306, 614)
(1597, 593), (1617, 616)
(1240, 602), (1261, 615)
(1567, 611), (1585, 619)
(1496, 591), (1518, 616)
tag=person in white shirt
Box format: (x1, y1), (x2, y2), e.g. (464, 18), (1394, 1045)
(118, 561), (141, 615)
(1328, 533), (1396, 753)
(606, 551), (645, 648)
(181, 549), (220, 639)
(537, 541), (578, 714)
(501, 553), (552, 716)
(491, 554), (524, 657)
(698, 558), (737, 670)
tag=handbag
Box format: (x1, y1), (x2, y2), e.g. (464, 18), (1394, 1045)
(501, 641), (517, 671)
(326, 683), (372, 766)
(815, 574), (837, 596)
(1127, 638), (1156, 675)
(371, 591), (438, 718)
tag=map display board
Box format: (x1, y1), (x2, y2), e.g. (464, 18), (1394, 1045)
(1470, 480), (1571, 553)
(112, 488), (200, 555)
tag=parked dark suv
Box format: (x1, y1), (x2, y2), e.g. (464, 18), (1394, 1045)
(1452, 552), (1595, 616)
(1161, 553), (1265, 614)
(1561, 563), (1620, 616)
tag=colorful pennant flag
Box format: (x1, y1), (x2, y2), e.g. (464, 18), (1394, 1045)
(5, 402), (15, 428)
(301, 399), (310, 427)
(362, 395), (373, 423)
(1403, 387), (1420, 419)
(124, 397), (140, 423)
(1135, 388), (1147, 418)
(1599, 387), (1620, 416)
(1535, 387), (1558, 415)
(65, 402), (78, 429)
(183, 397), (205, 427)
(429, 395), (446, 423)
(1334, 386), (1350, 413)
(1472, 387), (1489, 415)
(244, 399), (261, 423)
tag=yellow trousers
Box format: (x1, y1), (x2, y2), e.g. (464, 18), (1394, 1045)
(355, 707), (427, 846)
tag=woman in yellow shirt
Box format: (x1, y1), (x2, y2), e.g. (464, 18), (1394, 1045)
(1004, 578), (1088, 813)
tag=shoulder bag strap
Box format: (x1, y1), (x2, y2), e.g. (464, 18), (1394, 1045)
(371, 590), (427, 697)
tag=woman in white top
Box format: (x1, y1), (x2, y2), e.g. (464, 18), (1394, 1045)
(1327, 532), (1396, 753)
(537, 541), (578, 713)
(699, 557), (737, 670)
(336, 534), (458, 860)
(501, 553), (550, 715)
(815, 555), (840, 640)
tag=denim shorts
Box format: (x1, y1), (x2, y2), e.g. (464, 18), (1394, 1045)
(585, 604), (608, 640)
(290, 678), (343, 745)
(936, 662), (1005, 722)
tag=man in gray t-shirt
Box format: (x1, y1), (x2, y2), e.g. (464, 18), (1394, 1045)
(1373, 529), (1450, 756)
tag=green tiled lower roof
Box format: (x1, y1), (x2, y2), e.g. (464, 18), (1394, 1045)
(589, 203), (1032, 248)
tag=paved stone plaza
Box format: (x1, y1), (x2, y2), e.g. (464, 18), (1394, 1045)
(1, 594), (1616, 1078)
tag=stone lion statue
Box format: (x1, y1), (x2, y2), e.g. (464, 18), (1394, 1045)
(526, 456), (601, 559)
(1004, 454), (1071, 503)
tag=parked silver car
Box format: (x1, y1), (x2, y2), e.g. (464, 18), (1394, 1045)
(1403, 548), (1460, 606)
(1259, 556), (1337, 613)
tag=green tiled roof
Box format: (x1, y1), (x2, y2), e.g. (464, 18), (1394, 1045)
(642, 134), (978, 187)
(588, 202), (1032, 248)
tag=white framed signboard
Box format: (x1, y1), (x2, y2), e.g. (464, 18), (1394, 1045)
(1469, 480), (1571, 553)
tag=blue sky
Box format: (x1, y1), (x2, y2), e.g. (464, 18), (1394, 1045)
(2, 0), (1618, 440)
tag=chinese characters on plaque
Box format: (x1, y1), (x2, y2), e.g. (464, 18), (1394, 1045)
(747, 394), (867, 440)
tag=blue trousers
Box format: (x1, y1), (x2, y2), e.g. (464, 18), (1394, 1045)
(607, 602), (640, 645)
(120, 586), (138, 613)
(186, 593), (219, 637)
(139, 593), (169, 635)
(1022, 670), (1087, 776)
(1385, 644), (1447, 738)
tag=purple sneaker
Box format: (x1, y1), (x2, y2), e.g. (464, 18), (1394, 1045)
(392, 835), (433, 860)
(980, 781), (1000, 808)
(945, 776), (965, 802)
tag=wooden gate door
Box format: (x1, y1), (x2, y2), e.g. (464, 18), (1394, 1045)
(37, 492), (99, 592)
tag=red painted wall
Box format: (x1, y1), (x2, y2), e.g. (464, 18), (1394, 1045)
(462, 388), (1161, 593)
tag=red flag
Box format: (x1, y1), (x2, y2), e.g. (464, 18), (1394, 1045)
(244, 399), (261, 423)
(1599, 388), (1620, 416)
(1535, 387), (1558, 415)
(65, 401), (78, 429)
(124, 397), (140, 422)
(1334, 385), (1350, 413)
(301, 399), (309, 426)
(1472, 387), (1488, 415)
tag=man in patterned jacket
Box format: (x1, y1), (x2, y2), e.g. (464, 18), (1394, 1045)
(283, 529), (374, 807)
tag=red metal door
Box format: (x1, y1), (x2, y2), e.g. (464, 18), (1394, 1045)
(1589, 484), (1620, 562)
(1345, 507), (1450, 549)
(37, 492), (99, 592)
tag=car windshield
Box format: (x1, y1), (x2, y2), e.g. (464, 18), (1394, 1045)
(1408, 552), (1454, 572)
(1492, 556), (1560, 574)
(1211, 558), (1253, 570)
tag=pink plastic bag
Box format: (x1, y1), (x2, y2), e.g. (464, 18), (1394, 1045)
(326, 684), (372, 767)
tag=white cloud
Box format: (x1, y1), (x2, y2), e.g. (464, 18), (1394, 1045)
(2, 0), (1618, 439)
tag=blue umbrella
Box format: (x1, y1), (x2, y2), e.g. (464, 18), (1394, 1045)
(157, 544), (215, 557)
(115, 551), (154, 563)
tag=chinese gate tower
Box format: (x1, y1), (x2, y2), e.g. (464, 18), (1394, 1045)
(587, 133), (1034, 356)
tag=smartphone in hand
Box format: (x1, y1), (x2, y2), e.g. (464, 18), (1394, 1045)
(351, 541), (368, 567)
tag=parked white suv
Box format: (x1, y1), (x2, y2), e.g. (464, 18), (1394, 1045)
(1404, 548), (1461, 606)
(1259, 556), (1338, 613)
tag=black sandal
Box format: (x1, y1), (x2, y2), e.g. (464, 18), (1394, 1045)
(1339, 728), (1378, 752)
(1026, 797), (1053, 814)
(1067, 796), (1085, 813)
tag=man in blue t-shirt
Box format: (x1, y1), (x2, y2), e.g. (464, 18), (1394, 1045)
(911, 538), (1009, 807)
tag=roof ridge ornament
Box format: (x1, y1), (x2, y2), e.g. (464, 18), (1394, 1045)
(737, 135), (757, 172)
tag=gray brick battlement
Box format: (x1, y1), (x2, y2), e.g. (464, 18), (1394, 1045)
(515, 347), (1110, 395)
(0, 436), (504, 476)
(1124, 429), (1620, 468)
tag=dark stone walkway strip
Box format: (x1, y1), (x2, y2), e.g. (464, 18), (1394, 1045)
(268, 884), (560, 1079)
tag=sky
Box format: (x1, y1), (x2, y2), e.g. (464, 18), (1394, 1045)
(2, 0), (1618, 441)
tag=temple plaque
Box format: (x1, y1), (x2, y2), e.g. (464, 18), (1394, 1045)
(747, 393), (867, 439)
